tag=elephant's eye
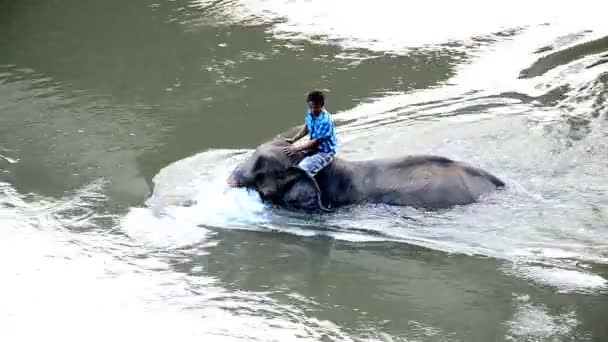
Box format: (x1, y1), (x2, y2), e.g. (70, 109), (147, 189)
(255, 173), (265, 182)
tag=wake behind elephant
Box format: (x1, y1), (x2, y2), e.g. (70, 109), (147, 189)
(228, 139), (505, 212)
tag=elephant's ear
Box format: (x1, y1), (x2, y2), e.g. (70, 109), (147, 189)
(281, 167), (332, 212)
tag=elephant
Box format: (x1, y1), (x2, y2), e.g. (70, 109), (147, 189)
(227, 139), (505, 212)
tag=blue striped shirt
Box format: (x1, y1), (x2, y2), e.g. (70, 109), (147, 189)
(305, 108), (337, 153)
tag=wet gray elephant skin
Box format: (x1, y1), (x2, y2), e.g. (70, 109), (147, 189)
(227, 140), (505, 212)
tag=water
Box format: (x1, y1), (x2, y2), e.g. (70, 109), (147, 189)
(2, 0), (608, 341)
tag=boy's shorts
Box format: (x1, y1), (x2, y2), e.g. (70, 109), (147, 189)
(297, 151), (335, 176)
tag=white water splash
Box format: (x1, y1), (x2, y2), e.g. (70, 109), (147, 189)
(505, 294), (580, 341)
(505, 266), (607, 294)
(0, 153), (19, 164)
(192, 0), (608, 54)
(0, 181), (356, 342)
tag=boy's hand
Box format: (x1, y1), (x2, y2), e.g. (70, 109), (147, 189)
(281, 137), (295, 144)
(282, 146), (298, 156)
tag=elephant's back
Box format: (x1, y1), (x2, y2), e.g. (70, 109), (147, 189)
(459, 163), (505, 188)
(364, 155), (504, 208)
(450, 161), (504, 198)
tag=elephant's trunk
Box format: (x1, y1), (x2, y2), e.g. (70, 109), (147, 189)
(227, 166), (251, 187)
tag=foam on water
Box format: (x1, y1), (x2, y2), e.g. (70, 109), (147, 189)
(0, 181), (360, 342)
(330, 26), (608, 135)
(188, 0), (608, 138)
(191, 0), (608, 54)
(505, 294), (580, 341)
(123, 147), (392, 246)
(130, 149), (270, 241)
(506, 266), (608, 294)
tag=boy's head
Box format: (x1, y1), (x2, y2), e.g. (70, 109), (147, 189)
(306, 90), (325, 115)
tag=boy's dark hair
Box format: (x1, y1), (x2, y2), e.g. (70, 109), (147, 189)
(306, 90), (325, 106)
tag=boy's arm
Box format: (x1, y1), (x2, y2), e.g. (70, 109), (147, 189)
(283, 137), (319, 156)
(286, 124), (308, 143)
(294, 117), (332, 152)
(294, 138), (320, 152)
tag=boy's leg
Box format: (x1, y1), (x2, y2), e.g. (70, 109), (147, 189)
(297, 152), (335, 176)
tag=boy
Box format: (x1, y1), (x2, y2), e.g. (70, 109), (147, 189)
(283, 90), (337, 176)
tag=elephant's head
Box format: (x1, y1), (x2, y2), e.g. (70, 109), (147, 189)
(227, 140), (330, 212)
